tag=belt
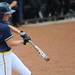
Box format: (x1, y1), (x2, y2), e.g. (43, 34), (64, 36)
(0, 49), (12, 54)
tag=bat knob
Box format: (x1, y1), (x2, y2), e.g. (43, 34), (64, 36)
(42, 53), (50, 62)
(45, 58), (50, 62)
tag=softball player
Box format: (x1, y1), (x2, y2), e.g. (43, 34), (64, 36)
(0, 2), (32, 75)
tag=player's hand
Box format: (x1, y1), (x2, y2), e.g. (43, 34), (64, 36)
(20, 31), (31, 45)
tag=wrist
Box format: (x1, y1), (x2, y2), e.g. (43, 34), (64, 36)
(20, 31), (26, 37)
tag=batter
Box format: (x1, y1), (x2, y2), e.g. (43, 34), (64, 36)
(0, 2), (32, 75)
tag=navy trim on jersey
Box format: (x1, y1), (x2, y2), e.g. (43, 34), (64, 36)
(5, 35), (13, 41)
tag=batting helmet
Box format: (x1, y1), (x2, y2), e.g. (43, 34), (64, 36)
(0, 2), (15, 15)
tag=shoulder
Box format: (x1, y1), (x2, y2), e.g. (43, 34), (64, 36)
(0, 23), (12, 40)
(0, 23), (8, 28)
(0, 23), (10, 32)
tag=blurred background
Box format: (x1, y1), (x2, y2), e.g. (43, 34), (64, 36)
(1, 0), (75, 26)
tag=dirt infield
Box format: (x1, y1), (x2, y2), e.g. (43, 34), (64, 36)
(13, 21), (75, 75)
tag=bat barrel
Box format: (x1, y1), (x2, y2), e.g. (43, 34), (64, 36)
(29, 40), (50, 61)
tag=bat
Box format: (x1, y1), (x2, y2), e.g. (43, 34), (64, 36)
(8, 25), (21, 33)
(29, 40), (49, 61)
(9, 25), (50, 61)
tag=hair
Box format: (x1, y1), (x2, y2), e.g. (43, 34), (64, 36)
(0, 13), (4, 22)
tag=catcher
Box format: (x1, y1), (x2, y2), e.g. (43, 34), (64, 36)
(0, 2), (32, 75)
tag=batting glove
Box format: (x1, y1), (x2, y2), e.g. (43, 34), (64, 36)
(20, 31), (31, 45)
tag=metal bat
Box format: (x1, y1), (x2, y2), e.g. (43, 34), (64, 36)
(29, 40), (49, 61)
(9, 25), (49, 61)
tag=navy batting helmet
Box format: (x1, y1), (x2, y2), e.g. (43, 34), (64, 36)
(0, 2), (15, 15)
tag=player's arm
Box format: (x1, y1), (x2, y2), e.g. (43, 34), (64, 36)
(0, 25), (23, 47)
(9, 0), (17, 8)
(5, 38), (23, 47)
(8, 25), (31, 45)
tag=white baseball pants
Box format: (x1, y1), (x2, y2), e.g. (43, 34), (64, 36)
(0, 51), (32, 75)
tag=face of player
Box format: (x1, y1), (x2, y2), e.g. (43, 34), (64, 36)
(2, 14), (12, 22)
